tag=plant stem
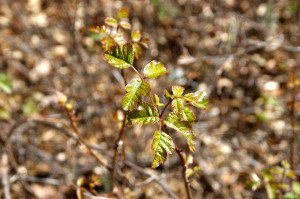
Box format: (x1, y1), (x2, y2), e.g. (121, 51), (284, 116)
(130, 65), (143, 80)
(175, 146), (193, 199)
(289, 71), (296, 171)
(63, 106), (111, 171)
(110, 113), (126, 194)
(160, 100), (172, 118)
(149, 94), (156, 107)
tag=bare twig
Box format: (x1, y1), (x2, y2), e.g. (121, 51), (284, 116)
(30, 118), (179, 199)
(174, 146), (193, 199)
(63, 106), (112, 171)
(2, 150), (11, 199)
(289, 71), (296, 171)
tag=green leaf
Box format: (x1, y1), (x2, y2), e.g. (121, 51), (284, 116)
(293, 181), (300, 195)
(105, 17), (118, 28)
(127, 102), (159, 125)
(263, 169), (273, 182)
(0, 109), (10, 120)
(140, 38), (150, 48)
(133, 43), (142, 60)
(155, 94), (164, 106)
(172, 86), (184, 97)
(101, 37), (115, 51)
(283, 192), (298, 199)
(265, 183), (276, 199)
(104, 43), (134, 68)
(182, 106), (196, 124)
(118, 7), (129, 18)
(131, 30), (142, 42)
(171, 98), (184, 113)
(164, 90), (173, 99)
(184, 93), (198, 102)
(119, 21), (132, 29)
(113, 33), (126, 46)
(164, 112), (196, 152)
(152, 130), (175, 168)
(190, 91), (208, 109)
(143, 61), (168, 79)
(121, 78), (150, 111)
(23, 98), (38, 116)
(0, 73), (12, 94)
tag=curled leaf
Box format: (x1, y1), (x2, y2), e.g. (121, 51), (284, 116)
(131, 30), (142, 42)
(172, 85), (184, 97)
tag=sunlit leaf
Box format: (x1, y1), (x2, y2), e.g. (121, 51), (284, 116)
(133, 43), (142, 60)
(127, 102), (159, 125)
(121, 78), (150, 111)
(140, 38), (150, 48)
(283, 192), (298, 199)
(293, 181), (300, 195)
(0, 73), (12, 94)
(101, 37), (116, 51)
(164, 90), (173, 99)
(172, 85), (184, 97)
(286, 170), (296, 179)
(155, 94), (164, 106)
(152, 130), (175, 168)
(190, 91), (208, 109)
(120, 21), (132, 29)
(90, 25), (110, 35)
(164, 112), (195, 152)
(282, 160), (290, 169)
(105, 17), (118, 28)
(104, 43), (134, 68)
(171, 98), (184, 113)
(131, 30), (142, 42)
(143, 61), (168, 79)
(182, 106), (196, 124)
(266, 183), (276, 199)
(262, 169), (273, 182)
(113, 33), (127, 46)
(0, 109), (10, 120)
(184, 93), (198, 102)
(118, 7), (129, 18)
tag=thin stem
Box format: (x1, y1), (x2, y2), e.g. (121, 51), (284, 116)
(290, 71), (296, 171)
(110, 113), (126, 193)
(149, 94), (156, 107)
(174, 146), (193, 199)
(130, 65), (143, 80)
(2, 150), (11, 199)
(160, 100), (172, 118)
(63, 106), (111, 171)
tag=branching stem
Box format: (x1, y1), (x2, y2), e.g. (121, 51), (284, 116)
(175, 146), (193, 199)
(130, 65), (143, 80)
(63, 106), (111, 171)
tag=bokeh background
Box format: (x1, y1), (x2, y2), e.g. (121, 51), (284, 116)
(1, 0), (300, 198)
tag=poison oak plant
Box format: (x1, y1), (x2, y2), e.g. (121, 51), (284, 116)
(58, 7), (208, 198)
(90, 6), (208, 169)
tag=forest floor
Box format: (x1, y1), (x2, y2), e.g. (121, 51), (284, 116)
(0, 0), (300, 198)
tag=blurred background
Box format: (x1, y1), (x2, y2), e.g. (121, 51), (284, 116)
(0, 0), (300, 198)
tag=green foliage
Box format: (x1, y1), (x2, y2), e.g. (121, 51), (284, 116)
(23, 98), (38, 116)
(93, 6), (208, 169)
(152, 130), (175, 168)
(247, 160), (300, 199)
(121, 78), (150, 111)
(164, 112), (196, 152)
(127, 102), (159, 125)
(0, 73), (12, 94)
(104, 43), (134, 69)
(143, 61), (168, 79)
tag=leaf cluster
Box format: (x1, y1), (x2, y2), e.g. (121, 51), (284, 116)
(92, 7), (208, 168)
